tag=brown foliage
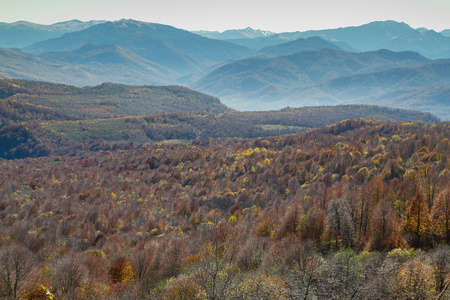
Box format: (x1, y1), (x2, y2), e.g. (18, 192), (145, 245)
(109, 257), (134, 284)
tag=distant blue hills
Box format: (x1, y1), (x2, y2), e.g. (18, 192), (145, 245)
(0, 20), (105, 48)
(196, 20), (450, 59)
(0, 19), (449, 119)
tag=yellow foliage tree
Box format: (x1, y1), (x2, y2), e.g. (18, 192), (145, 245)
(109, 257), (134, 284)
(431, 188), (450, 243)
(401, 193), (432, 247)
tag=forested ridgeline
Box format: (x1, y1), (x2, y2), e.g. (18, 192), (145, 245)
(0, 79), (231, 119)
(0, 86), (440, 160)
(0, 120), (449, 299)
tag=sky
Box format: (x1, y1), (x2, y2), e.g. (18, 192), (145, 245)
(1, 0), (449, 32)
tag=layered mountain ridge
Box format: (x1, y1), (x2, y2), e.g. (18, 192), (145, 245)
(0, 19), (448, 119)
(24, 19), (254, 76)
(191, 48), (450, 119)
(0, 19), (105, 48)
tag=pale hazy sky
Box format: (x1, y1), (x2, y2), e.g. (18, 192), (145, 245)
(1, 0), (449, 32)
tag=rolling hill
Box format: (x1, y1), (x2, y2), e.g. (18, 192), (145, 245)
(1, 96), (440, 159)
(192, 49), (450, 119)
(352, 85), (450, 120)
(41, 105), (439, 146)
(0, 78), (440, 158)
(278, 61), (450, 119)
(0, 79), (231, 119)
(191, 48), (431, 101)
(256, 36), (342, 57)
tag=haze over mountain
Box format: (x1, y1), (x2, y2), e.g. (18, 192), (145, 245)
(0, 78), (439, 153)
(440, 29), (450, 37)
(256, 37), (342, 57)
(0, 46), (177, 86)
(353, 85), (450, 120)
(192, 48), (430, 98)
(24, 19), (254, 76)
(290, 61), (450, 119)
(191, 48), (450, 119)
(221, 21), (450, 59)
(0, 18), (448, 120)
(38, 43), (174, 74)
(192, 27), (275, 40)
(0, 20), (105, 48)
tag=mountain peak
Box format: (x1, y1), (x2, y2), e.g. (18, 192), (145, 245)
(257, 36), (342, 57)
(23, 19), (253, 75)
(53, 19), (83, 25)
(193, 27), (275, 40)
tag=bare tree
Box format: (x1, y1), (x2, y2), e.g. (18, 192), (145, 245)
(0, 244), (35, 300)
(51, 255), (86, 298)
(391, 256), (434, 299)
(132, 249), (153, 282)
(326, 198), (355, 248)
(285, 241), (320, 300)
(430, 245), (450, 296)
(315, 249), (365, 299)
(187, 222), (244, 300)
(161, 237), (187, 278)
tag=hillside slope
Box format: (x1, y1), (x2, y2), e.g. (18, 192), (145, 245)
(257, 37), (342, 57)
(352, 86), (450, 120)
(192, 49), (432, 106)
(0, 79), (231, 119)
(24, 19), (254, 75)
(0, 79), (440, 158)
(0, 46), (177, 86)
(0, 19), (104, 48)
(43, 104), (439, 144)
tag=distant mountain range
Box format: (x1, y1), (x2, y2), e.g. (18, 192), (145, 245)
(191, 49), (450, 119)
(0, 20), (105, 48)
(353, 86), (450, 120)
(256, 36), (342, 57)
(192, 27), (275, 40)
(191, 48), (429, 94)
(193, 48), (430, 95)
(0, 46), (177, 86)
(0, 19), (448, 120)
(24, 19), (253, 76)
(440, 29), (450, 37)
(209, 21), (450, 59)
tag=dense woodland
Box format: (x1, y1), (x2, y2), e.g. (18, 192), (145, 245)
(0, 80), (231, 119)
(0, 79), (440, 160)
(0, 104), (439, 160)
(0, 119), (449, 299)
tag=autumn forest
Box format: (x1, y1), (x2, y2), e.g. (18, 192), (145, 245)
(1, 14), (450, 300)
(0, 117), (449, 299)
